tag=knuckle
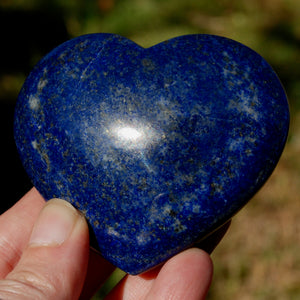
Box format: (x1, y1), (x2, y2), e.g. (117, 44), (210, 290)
(1, 269), (59, 300)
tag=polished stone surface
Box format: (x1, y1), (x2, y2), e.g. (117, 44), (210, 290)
(14, 34), (289, 274)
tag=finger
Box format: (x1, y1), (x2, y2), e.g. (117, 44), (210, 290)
(0, 188), (45, 278)
(145, 248), (213, 300)
(80, 249), (115, 300)
(0, 199), (89, 300)
(107, 248), (213, 300)
(105, 269), (157, 300)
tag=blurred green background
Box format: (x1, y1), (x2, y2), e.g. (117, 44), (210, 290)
(0, 0), (299, 299)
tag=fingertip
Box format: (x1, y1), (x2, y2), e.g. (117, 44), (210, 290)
(188, 248), (214, 286)
(146, 248), (213, 300)
(164, 248), (213, 285)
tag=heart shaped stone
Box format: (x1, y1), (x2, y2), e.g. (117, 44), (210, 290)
(14, 34), (289, 274)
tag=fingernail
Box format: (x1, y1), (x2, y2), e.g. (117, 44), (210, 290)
(29, 199), (79, 246)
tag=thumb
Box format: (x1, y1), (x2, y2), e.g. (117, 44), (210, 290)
(0, 199), (90, 300)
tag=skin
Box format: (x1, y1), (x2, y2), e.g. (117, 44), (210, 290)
(0, 188), (229, 299)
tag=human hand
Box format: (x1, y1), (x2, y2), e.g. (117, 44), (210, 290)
(0, 188), (228, 299)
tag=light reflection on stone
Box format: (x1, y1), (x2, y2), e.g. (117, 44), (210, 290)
(110, 121), (160, 151)
(116, 126), (142, 141)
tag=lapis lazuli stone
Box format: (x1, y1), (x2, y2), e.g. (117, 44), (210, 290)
(14, 33), (289, 274)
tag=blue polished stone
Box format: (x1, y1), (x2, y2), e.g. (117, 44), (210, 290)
(14, 33), (289, 274)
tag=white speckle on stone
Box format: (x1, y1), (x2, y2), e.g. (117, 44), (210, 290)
(228, 136), (257, 155)
(107, 226), (121, 238)
(136, 231), (152, 246)
(172, 219), (187, 232)
(192, 205), (201, 213)
(246, 136), (257, 144)
(106, 225), (130, 242)
(223, 68), (237, 77)
(228, 137), (244, 152)
(228, 91), (261, 122)
(29, 95), (41, 111)
(37, 78), (48, 91)
(162, 204), (172, 215)
(31, 140), (38, 149)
